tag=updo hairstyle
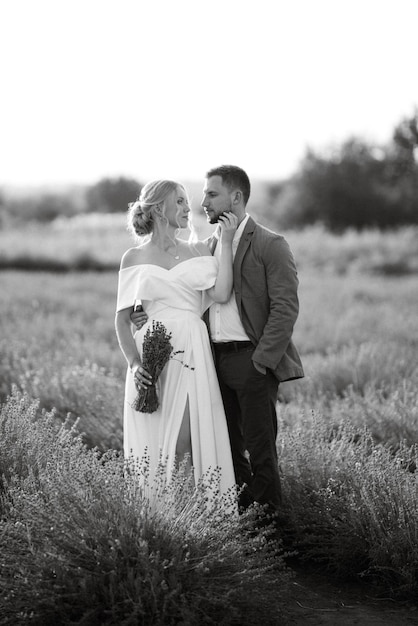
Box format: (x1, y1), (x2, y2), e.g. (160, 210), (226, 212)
(127, 179), (181, 238)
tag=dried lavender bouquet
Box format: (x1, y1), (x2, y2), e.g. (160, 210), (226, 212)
(132, 320), (174, 413)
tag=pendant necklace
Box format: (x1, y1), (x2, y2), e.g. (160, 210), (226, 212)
(165, 244), (179, 260)
(155, 234), (180, 260)
(168, 238), (180, 260)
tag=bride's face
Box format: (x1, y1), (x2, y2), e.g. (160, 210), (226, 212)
(163, 186), (190, 229)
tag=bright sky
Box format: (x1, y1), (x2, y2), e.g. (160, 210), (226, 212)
(1, 0), (417, 187)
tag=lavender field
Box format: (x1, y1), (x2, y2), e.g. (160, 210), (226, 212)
(1, 219), (418, 624)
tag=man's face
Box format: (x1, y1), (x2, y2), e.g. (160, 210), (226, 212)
(201, 175), (233, 224)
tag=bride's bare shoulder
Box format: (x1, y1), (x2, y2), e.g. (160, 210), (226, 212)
(120, 245), (147, 269)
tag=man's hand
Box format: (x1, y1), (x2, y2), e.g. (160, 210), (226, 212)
(131, 306), (148, 330)
(253, 361), (267, 375)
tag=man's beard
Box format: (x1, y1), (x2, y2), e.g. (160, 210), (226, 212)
(207, 205), (231, 224)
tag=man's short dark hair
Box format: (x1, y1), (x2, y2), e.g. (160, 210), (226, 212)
(205, 165), (251, 206)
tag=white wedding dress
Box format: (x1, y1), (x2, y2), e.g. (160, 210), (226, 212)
(116, 256), (236, 498)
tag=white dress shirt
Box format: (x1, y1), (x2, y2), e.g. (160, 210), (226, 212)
(209, 215), (251, 343)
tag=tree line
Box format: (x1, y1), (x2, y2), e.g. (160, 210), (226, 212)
(1, 110), (417, 232)
(0, 177), (141, 227)
(267, 110), (418, 232)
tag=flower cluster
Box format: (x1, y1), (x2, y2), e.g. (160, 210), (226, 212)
(132, 321), (175, 413)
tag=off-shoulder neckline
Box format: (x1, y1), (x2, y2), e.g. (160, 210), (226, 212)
(119, 256), (214, 272)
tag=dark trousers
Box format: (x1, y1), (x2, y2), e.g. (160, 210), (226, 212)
(213, 342), (282, 509)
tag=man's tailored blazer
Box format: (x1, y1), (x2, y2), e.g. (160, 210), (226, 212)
(208, 216), (304, 383)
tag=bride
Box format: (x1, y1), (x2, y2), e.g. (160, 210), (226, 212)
(115, 179), (237, 498)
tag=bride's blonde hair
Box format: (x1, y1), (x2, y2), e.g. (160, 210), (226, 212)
(127, 180), (185, 238)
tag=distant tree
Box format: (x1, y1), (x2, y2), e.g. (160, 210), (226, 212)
(0, 190), (6, 229)
(3, 193), (79, 224)
(384, 111), (418, 221)
(32, 194), (79, 222)
(86, 177), (142, 213)
(267, 111), (418, 231)
(391, 109), (418, 177)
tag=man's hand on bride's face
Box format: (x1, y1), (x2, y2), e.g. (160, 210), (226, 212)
(130, 309), (148, 329)
(218, 212), (238, 242)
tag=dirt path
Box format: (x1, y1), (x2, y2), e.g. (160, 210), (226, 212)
(283, 563), (418, 625)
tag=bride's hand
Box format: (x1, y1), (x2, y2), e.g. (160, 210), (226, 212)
(131, 362), (153, 389)
(218, 212), (238, 243)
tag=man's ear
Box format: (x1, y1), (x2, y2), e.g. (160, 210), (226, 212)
(232, 190), (242, 205)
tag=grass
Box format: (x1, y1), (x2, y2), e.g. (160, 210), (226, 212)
(0, 270), (124, 450)
(286, 225), (418, 276)
(1, 223), (418, 618)
(278, 270), (418, 448)
(1, 214), (418, 276)
(2, 266), (417, 450)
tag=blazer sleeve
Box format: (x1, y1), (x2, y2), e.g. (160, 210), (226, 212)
(252, 236), (299, 370)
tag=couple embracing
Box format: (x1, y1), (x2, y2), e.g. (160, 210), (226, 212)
(115, 165), (304, 515)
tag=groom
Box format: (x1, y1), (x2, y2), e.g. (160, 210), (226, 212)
(133, 165), (304, 512)
(201, 165), (303, 512)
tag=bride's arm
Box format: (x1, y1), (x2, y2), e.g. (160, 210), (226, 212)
(206, 212), (238, 303)
(115, 307), (152, 388)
